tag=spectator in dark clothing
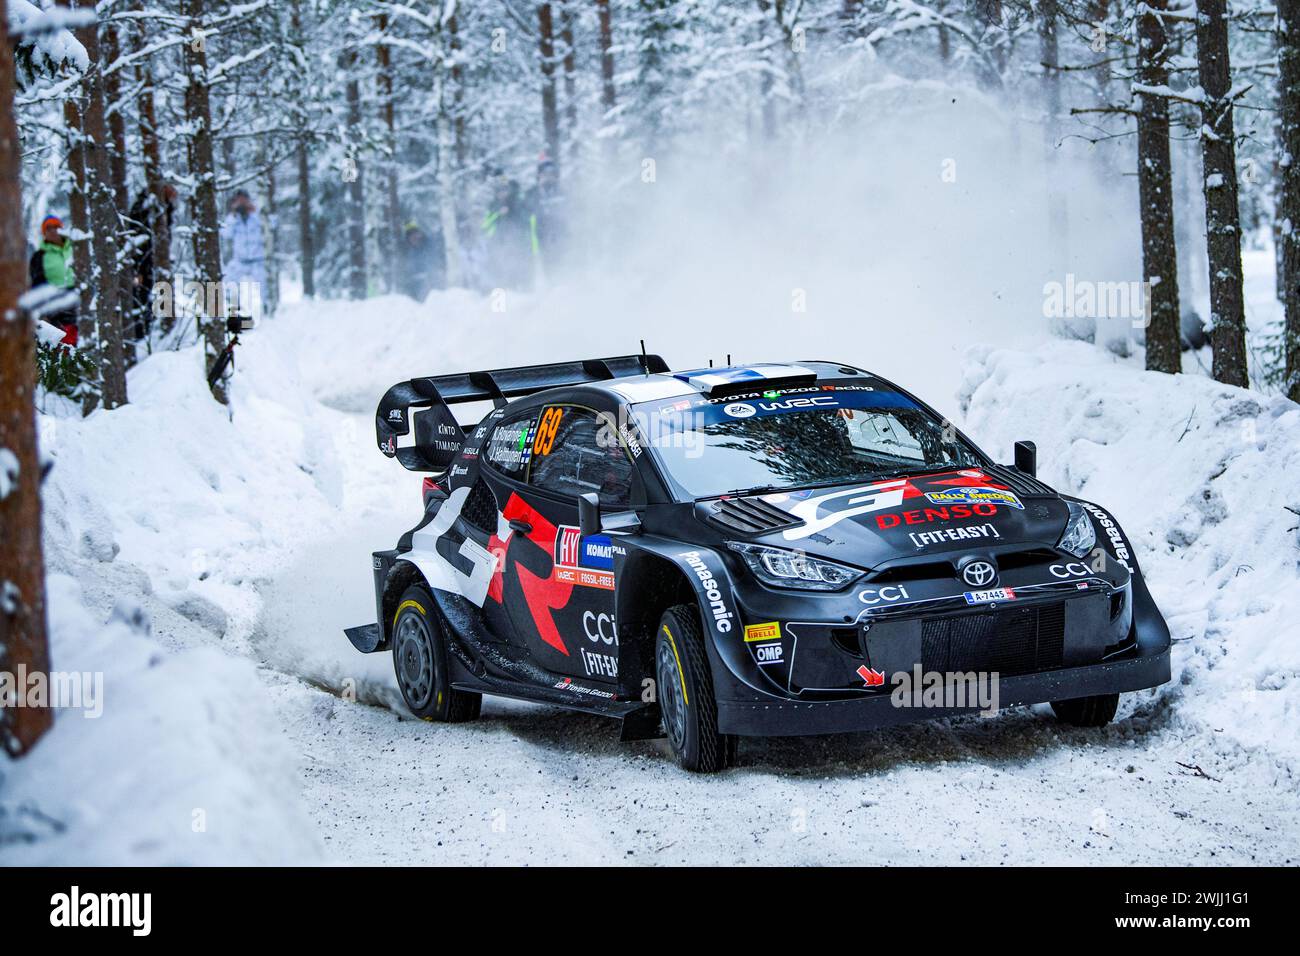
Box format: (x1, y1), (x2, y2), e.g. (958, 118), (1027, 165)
(480, 176), (533, 290)
(525, 155), (565, 274)
(125, 184), (177, 341)
(28, 214), (79, 346)
(398, 221), (446, 300)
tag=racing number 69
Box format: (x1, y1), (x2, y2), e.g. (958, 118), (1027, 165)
(534, 406), (563, 456)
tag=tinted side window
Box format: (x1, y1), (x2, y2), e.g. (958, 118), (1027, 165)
(483, 412), (536, 481)
(529, 407), (634, 506)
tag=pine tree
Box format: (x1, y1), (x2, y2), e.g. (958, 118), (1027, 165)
(1278, 1), (1300, 402)
(0, 0), (53, 757)
(1134, 0), (1183, 374)
(1195, 0), (1249, 388)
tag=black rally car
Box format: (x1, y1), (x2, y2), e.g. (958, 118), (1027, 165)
(345, 356), (1170, 771)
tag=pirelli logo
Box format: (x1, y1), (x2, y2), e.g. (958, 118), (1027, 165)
(744, 621), (781, 643)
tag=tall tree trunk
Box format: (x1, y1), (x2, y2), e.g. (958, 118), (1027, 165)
(1278, 1), (1300, 401)
(182, 0), (229, 403)
(595, 0), (617, 165)
(537, 3), (561, 170)
(561, 3), (577, 159)
(376, 14), (401, 294)
(291, 0), (315, 298)
(63, 97), (91, 318)
(0, 0), (53, 757)
(1195, 0), (1248, 387)
(436, 67), (464, 288)
(448, 13), (467, 169)
(1090, 1), (1111, 102)
(596, 0), (617, 118)
(343, 49), (367, 300)
(76, 0), (127, 407)
(263, 151), (280, 317)
(297, 136), (315, 298)
(937, 1), (951, 64)
(1039, 0), (1070, 284)
(101, 24), (129, 215)
(1135, 0), (1182, 373)
(135, 31), (172, 331)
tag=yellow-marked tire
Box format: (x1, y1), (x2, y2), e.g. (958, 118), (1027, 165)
(392, 584), (481, 722)
(655, 605), (736, 773)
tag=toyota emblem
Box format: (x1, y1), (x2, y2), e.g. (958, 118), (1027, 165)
(962, 560), (997, 588)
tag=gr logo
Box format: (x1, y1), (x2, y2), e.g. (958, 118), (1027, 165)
(583, 610), (617, 645)
(858, 585), (910, 605)
(1049, 562), (1091, 579)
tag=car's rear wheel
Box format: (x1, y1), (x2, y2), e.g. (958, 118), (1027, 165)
(392, 584), (481, 722)
(1051, 692), (1119, 727)
(655, 604), (736, 773)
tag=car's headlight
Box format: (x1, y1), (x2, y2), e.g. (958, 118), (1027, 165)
(727, 542), (863, 591)
(1058, 501), (1097, 558)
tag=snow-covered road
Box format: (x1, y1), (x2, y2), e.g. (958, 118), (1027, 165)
(245, 401), (1296, 866)
(12, 283), (1298, 866)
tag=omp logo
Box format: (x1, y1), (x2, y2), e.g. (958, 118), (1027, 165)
(744, 621), (781, 642)
(50, 886), (151, 936)
(754, 642), (783, 665)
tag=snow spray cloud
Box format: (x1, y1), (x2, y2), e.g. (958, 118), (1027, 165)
(502, 82), (1137, 418)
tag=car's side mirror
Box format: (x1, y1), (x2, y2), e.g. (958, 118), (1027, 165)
(1014, 440), (1037, 477)
(578, 492), (602, 538)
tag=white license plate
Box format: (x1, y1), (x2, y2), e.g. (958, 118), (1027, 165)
(963, 587), (1017, 604)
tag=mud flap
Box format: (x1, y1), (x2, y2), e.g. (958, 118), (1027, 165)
(344, 623), (385, 653)
(619, 704), (665, 741)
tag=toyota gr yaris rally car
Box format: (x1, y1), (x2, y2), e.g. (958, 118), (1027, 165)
(344, 356), (1170, 772)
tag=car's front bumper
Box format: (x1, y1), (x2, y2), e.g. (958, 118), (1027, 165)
(716, 641), (1169, 736)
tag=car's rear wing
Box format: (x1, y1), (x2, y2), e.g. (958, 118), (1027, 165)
(375, 353), (670, 472)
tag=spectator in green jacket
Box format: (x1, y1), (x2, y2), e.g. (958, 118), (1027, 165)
(28, 214), (78, 346)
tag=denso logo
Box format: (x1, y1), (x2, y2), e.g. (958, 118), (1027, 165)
(858, 585), (910, 605)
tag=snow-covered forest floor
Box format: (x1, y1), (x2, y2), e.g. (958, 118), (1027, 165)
(3, 248), (1299, 865)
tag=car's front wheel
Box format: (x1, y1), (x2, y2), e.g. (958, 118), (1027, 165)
(655, 604), (736, 773)
(392, 584), (481, 722)
(1051, 693), (1119, 727)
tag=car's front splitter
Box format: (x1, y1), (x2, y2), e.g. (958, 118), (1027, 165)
(715, 644), (1170, 737)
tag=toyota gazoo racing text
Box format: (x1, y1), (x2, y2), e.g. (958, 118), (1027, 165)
(344, 357), (1171, 772)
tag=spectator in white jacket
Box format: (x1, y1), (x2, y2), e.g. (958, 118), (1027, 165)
(220, 189), (265, 317)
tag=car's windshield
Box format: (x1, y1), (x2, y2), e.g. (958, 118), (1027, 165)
(633, 383), (983, 500)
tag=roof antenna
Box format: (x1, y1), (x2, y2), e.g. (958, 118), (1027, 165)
(639, 339), (648, 374)
(726, 354), (732, 366)
(708, 358), (714, 368)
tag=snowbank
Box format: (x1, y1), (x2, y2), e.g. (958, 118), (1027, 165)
(0, 576), (321, 864)
(961, 342), (1300, 774)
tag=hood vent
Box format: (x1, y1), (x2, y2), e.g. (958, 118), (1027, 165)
(707, 496), (803, 535)
(986, 464), (1057, 498)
